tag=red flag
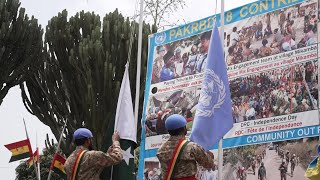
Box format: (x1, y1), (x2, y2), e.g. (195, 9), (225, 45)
(27, 148), (39, 167)
(4, 139), (32, 163)
(50, 153), (66, 176)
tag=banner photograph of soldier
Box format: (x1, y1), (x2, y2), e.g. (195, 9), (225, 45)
(222, 137), (319, 180)
(230, 60), (318, 123)
(225, 0), (318, 66)
(151, 30), (212, 84)
(145, 87), (200, 137)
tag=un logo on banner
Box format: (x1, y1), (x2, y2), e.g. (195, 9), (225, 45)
(196, 69), (226, 117)
(155, 32), (166, 45)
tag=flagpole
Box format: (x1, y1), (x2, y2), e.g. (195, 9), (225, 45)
(134, 0), (144, 136)
(132, 0), (144, 178)
(218, 0), (224, 180)
(36, 132), (41, 180)
(47, 120), (67, 180)
(23, 118), (30, 139)
(23, 118), (39, 180)
(109, 0), (142, 177)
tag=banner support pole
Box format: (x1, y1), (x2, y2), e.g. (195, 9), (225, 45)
(218, 1), (224, 180)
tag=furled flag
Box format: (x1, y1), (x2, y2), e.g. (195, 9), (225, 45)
(27, 148), (39, 167)
(50, 153), (67, 178)
(305, 145), (320, 180)
(4, 139), (33, 162)
(113, 63), (135, 180)
(190, 23), (233, 151)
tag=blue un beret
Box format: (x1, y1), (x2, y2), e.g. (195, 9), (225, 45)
(165, 114), (187, 131)
(73, 128), (93, 140)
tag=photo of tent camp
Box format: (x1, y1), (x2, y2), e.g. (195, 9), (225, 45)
(145, 87), (200, 137)
(224, 0), (317, 66)
(222, 137), (319, 180)
(230, 60), (319, 123)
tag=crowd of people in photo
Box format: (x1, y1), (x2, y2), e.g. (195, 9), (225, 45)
(196, 165), (218, 180)
(145, 89), (199, 137)
(152, 31), (212, 84)
(236, 144), (300, 180)
(148, 2), (319, 130)
(230, 61), (318, 123)
(151, 2), (318, 85)
(276, 146), (300, 178)
(144, 163), (218, 180)
(226, 3), (317, 66)
(144, 167), (162, 180)
(237, 149), (267, 180)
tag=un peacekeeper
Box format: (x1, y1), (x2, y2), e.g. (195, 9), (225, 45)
(157, 114), (214, 180)
(65, 128), (123, 180)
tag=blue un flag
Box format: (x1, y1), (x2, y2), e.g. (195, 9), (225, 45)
(190, 23), (233, 151)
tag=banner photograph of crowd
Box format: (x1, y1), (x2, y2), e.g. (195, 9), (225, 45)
(150, 0), (318, 86)
(225, 0), (317, 66)
(230, 59), (318, 123)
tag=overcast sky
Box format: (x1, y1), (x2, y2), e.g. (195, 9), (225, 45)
(0, 0), (256, 179)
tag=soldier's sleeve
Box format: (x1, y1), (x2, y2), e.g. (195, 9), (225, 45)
(90, 141), (123, 167)
(190, 143), (214, 168)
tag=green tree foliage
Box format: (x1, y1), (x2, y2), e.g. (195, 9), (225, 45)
(0, 0), (43, 105)
(15, 135), (66, 180)
(20, 9), (151, 156)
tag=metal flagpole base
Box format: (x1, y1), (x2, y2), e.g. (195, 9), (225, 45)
(218, 139), (223, 180)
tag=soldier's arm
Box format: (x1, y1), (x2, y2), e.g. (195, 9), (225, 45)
(91, 141), (123, 167)
(191, 143), (214, 168)
(105, 141), (123, 165)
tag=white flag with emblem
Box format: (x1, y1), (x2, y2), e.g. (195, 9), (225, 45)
(114, 63), (136, 143)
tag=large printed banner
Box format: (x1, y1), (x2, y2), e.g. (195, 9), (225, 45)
(138, 0), (319, 179)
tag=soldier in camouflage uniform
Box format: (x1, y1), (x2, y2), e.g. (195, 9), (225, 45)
(157, 114), (214, 180)
(64, 128), (123, 180)
(175, 92), (192, 109)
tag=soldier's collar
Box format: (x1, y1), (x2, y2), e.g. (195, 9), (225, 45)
(76, 145), (89, 151)
(168, 135), (186, 141)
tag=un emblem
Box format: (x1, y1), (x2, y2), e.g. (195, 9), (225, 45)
(155, 32), (166, 45)
(196, 69), (226, 117)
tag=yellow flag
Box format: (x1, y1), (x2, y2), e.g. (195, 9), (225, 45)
(305, 145), (320, 180)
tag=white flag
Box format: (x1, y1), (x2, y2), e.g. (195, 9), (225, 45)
(114, 63), (136, 143)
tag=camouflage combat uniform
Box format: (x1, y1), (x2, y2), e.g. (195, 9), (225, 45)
(64, 141), (123, 180)
(157, 135), (214, 179)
